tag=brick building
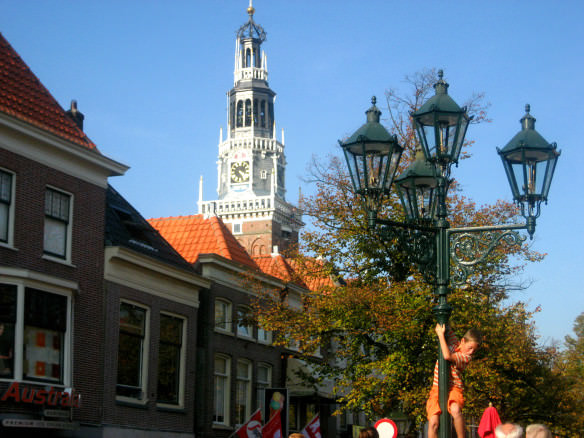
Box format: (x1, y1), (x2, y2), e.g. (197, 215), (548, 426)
(0, 32), (209, 437)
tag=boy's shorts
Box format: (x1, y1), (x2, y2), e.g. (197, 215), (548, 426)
(426, 386), (464, 419)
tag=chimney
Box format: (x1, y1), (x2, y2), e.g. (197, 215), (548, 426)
(66, 100), (85, 130)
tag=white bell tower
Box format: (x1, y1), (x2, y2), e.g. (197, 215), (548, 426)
(199, 2), (303, 256)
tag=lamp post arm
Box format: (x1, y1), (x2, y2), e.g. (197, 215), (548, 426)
(447, 223), (528, 286)
(374, 217), (437, 233)
(447, 222), (528, 235)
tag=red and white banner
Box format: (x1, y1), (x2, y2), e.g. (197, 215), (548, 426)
(301, 413), (321, 438)
(262, 409), (283, 438)
(236, 408), (263, 438)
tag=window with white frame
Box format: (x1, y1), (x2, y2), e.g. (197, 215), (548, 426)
(232, 222), (242, 234)
(0, 283), (71, 384)
(236, 306), (254, 339)
(214, 354), (231, 425)
(215, 299), (232, 333)
(0, 169), (14, 244)
(157, 313), (185, 406)
(256, 363), (272, 413)
(235, 359), (252, 425)
(44, 187), (72, 259)
(117, 301), (149, 400)
(257, 326), (272, 344)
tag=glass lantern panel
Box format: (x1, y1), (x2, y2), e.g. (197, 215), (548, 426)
(364, 153), (389, 191)
(397, 185), (416, 220)
(418, 185), (436, 219)
(343, 148), (364, 192)
(452, 115), (470, 162)
(385, 148), (403, 191)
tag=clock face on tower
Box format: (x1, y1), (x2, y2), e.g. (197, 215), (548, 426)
(231, 160), (250, 184)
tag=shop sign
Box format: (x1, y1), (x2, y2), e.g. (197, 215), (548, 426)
(2, 418), (79, 430)
(0, 382), (81, 408)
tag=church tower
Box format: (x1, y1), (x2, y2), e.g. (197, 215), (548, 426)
(199, 2), (303, 256)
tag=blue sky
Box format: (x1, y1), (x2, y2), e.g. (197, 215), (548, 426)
(1, 0), (582, 344)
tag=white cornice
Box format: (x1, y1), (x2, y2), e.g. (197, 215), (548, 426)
(197, 253), (285, 292)
(105, 246), (211, 307)
(0, 113), (129, 188)
(0, 266), (79, 292)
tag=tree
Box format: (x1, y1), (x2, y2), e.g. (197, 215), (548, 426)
(252, 69), (574, 432)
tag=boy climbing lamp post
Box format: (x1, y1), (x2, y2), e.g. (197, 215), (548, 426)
(338, 71), (560, 438)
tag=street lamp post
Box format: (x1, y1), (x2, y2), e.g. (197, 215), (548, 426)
(338, 71), (560, 438)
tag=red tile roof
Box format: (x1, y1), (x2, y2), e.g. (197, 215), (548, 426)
(148, 214), (259, 269)
(253, 254), (338, 291)
(0, 32), (97, 150)
(254, 254), (304, 287)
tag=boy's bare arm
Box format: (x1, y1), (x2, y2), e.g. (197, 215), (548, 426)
(436, 323), (453, 361)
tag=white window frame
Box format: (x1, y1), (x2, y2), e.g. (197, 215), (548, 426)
(0, 168), (15, 248)
(116, 300), (150, 404)
(43, 186), (73, 263)
(256, 363), (272, 412)
(156, 312), (186, 408)
(232, 222), (243, 235)
(214, 299), (233, 334)
(214, 354), (231, 426)
(235, 359), (252, 426)
(236, 306), (254, 340)
(0, 281), (73, 386)
(257, 327), (272, 345)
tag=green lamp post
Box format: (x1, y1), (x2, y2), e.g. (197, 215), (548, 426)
(339, 71), (560, 438)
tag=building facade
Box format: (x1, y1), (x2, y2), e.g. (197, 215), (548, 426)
(198, 4), (303, 256)
(0, 32), (209, 438)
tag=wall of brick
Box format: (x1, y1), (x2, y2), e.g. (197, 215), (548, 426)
(102, 280), (199, 434)
(195, 280), (283, 438)
(0, 146), (107, 426)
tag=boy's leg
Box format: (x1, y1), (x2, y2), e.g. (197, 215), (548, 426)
(450, 402), (465, 438)
(428, 414), (439, 438)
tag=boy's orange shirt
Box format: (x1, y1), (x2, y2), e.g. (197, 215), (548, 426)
(431, 327), (472, 390)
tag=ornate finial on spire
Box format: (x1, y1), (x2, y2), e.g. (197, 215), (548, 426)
(433, 68), (449, 95)
(237, 0), (266, 42)
(521, 103), (536, 130)
(366, 96), (381, 123)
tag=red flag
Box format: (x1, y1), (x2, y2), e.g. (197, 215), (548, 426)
(262, 409), (283, 438)
(301, 414), (321, 438)
(478, 405), (502, 438)
(236, 408), (263, 438)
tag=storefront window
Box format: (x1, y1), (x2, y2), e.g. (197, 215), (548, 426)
(0, 284), (16, 379)
(24, 288), (67, 383)
(0, 284), (71, 384)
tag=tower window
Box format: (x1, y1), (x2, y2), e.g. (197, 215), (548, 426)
(233, 222), (242, 234)
(253, 99), (258, 126)
(246, 48), (251, 68)
(237, 101), (243, 127)
(260, 101), (266, 128)
(245, 99), (251, 127)
(260, 170), (268, 180)
(230, 101), (235, 128)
